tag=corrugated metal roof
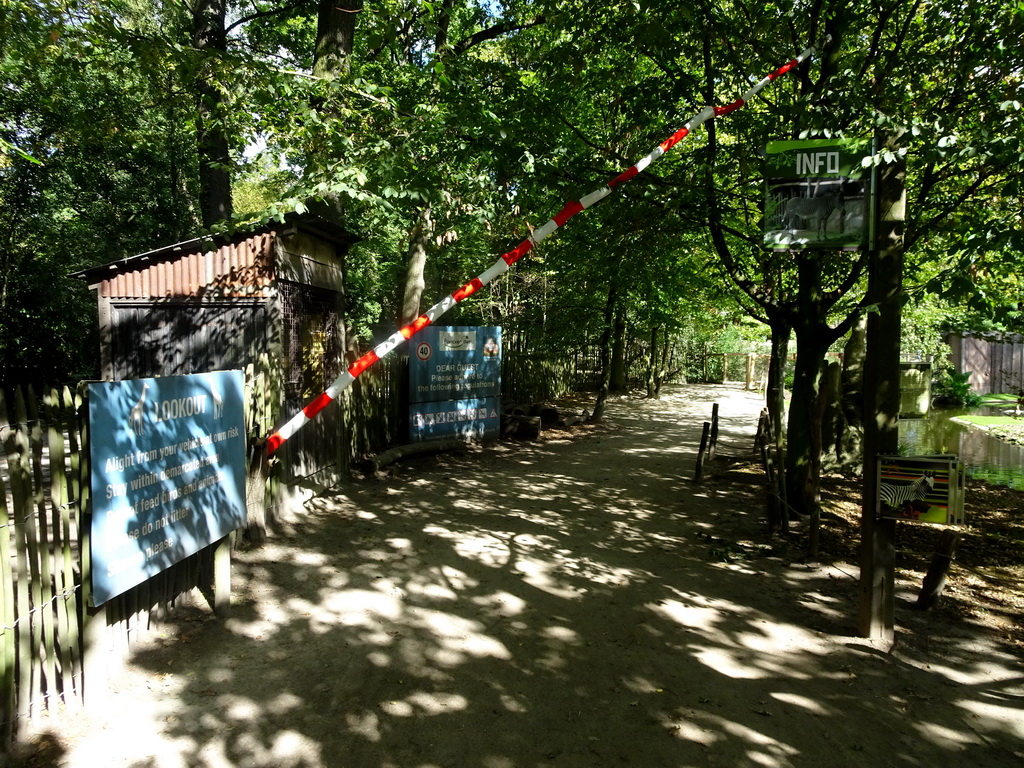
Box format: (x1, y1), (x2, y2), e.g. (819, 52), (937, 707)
(91, 232), (275, 299)
(72, 213), (355, 299)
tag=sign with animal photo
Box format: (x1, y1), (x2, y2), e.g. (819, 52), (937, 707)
(876, 455), (966, 525)
(764, 138), (873, 251)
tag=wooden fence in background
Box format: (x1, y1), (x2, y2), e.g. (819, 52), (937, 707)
(947, 331), (1024, 395)
(503, 353), (576, 404)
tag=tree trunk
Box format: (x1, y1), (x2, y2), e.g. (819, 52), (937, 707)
(808, 358), (842, 558)
(591, 281), (619, 422)
(658, 331), (673, 393)
(857, 130), (906, 641)
(395, 9), (458, 330)
(838, 315), (867, 466)
(646, 326), (659, 398)
(371, 438), (468, 471)
(192, 0), (232, 227)
(434, 0), (456, 52)
(785, 326), (830, 521)
(785, 252), (845, 524)
(915, 530), (961, 610)
(759, 317), (789, 529)
(313, 0), (359, 77)
(610, 306), (627, 392)
(765, 318), (790, 452)
(398, 205), (433, 326)
(820, 359), (843, 465)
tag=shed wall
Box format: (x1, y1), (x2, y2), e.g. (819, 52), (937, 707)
(275, 281), (346, 486)
(106, 300), (272, 380)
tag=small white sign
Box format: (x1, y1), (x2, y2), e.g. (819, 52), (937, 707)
(440, 330), (476, 352)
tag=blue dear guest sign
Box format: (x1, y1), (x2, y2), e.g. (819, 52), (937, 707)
(409, 326), (501, 442)
(88, 371), (247, 605)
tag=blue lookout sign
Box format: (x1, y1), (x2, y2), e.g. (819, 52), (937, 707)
(88, 371), (247, 604)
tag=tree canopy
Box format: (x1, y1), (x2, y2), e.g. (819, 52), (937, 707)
(2, 2), (1022, 456)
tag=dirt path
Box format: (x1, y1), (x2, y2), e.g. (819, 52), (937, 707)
(19, 384), (1024, 767)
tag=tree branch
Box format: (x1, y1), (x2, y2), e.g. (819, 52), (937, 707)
(906, 168), (1007, 251)
(447, 15), (546, 58)
(554, 113), (629, 166)
(822, 247), (871, 305)
(225, 0), (309, 35)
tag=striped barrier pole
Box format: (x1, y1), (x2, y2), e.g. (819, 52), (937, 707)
(266, 43), (817, 455)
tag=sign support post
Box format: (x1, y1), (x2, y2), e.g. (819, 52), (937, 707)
(857, 132), (906, 643)
(213, 532), (234, 618)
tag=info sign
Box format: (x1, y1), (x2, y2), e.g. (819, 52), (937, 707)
(409, 326), (501, 442)
(764, 138), (873, 251)
(88, 371), (247, 605)
(876, 455), (966, 525)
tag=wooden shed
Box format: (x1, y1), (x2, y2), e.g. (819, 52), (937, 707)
(74, 213), (357, 526)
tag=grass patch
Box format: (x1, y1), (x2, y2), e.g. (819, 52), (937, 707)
(952, 414), (1024, 428)
(951, 412), (1024, 444)
(978, 393), (1020, 406)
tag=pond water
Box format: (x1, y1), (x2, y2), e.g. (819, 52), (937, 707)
(899, 407), (1024, 489)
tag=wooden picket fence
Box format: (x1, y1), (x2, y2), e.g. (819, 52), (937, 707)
(503, 352), (576, 403)
(0, 385), (86, 745)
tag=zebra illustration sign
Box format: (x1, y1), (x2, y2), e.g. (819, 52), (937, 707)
(764, 138), (873, 251)
(876, 455), (965, 525)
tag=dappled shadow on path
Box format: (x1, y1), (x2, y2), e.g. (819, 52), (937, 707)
(101, 385), (1022, 768)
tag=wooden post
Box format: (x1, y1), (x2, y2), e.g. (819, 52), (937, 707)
(0, 406), (14, 744)
(82, 604), (109, 711)
(916, 529), (961, 610)
(858, 507), (896, 640)
(81, 503), (112, 711)
(694, 421), (711, 483)
(213, 533), (234, 618)
(754, 407), (769, 453)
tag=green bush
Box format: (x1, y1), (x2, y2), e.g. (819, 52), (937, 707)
(933, 370), (983, 407)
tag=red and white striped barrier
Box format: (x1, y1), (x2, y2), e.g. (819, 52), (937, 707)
(266, 44), (816, 455)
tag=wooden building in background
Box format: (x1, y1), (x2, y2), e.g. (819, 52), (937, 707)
(74, 213), (357, 528)
(946, 331), (1024, 396)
